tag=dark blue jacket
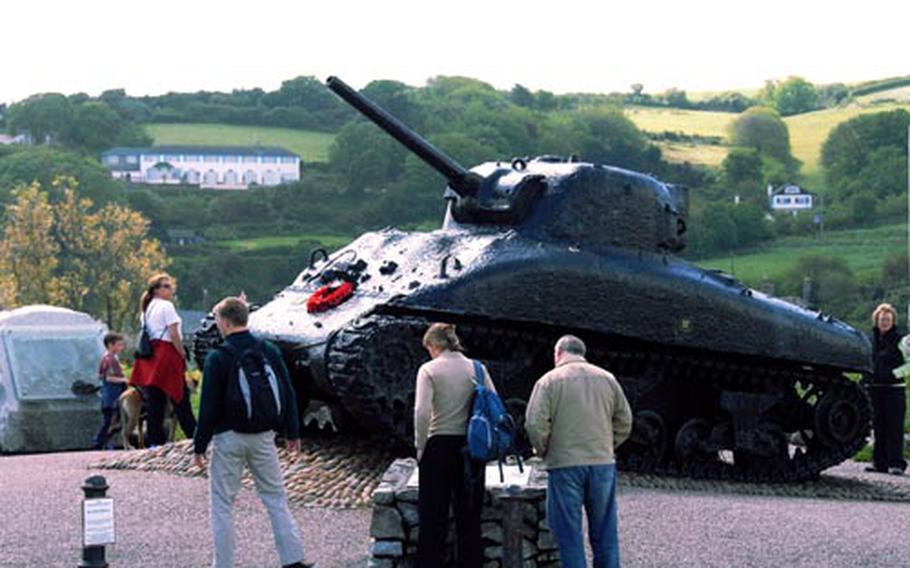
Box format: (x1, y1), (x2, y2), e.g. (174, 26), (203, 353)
(193, 330), (300, 454)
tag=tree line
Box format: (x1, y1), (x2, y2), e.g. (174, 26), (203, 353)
(0, 74), (907, 329)
(2, 74), (866, 147)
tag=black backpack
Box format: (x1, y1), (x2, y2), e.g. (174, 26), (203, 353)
(219, 341), (284, 433)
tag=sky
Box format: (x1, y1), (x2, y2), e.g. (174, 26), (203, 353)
(2, 0), (909, 104)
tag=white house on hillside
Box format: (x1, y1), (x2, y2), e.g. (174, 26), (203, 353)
(768, 184), (814, 213)
(100, 145), (300, 189)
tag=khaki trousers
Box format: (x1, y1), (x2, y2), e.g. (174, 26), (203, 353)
(209, 430), (304, 567)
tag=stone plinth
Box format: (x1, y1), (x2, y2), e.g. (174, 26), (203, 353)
(367, 458), (559, 567)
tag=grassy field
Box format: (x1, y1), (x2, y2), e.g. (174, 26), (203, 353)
(145, 123), (335, 162)
(698, 223), (906, 285)
(656, 141), (728, 167)
(784, 102), (910, 173)
(219, 234), (353, 252)
(856, 85), (910, 104)
(625, 106), (733, 138)
(624, 101), (910, 180)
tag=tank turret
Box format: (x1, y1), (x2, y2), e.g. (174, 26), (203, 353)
(327, 76), (688, 253)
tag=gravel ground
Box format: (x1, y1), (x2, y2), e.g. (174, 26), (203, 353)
(1, 451), (908, 567)
(0, 450), (369, 567)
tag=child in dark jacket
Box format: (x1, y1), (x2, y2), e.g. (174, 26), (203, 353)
(93, 332), (129, 450)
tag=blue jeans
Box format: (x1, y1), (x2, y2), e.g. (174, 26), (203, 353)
(547, 464), (620, 568)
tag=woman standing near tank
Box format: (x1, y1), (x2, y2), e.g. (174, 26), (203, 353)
(130, 273), (196, 447)
(864, 303), (907, 475)
(414, 323), (496, 568)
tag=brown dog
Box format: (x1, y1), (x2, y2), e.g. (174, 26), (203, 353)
(119, 376), (199, 450)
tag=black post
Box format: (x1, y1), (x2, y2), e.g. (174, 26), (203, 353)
(80, 475), (110, 568)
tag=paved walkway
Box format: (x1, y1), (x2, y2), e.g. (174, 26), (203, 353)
(1, 451), (908, 567)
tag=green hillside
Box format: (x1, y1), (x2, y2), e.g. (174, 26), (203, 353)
(698, 223), (905, 285)
(624, 106), (732, 138)
(220, 234), (352, 252)
(623, 102), (910, 177)
(145, 123), (335, 162)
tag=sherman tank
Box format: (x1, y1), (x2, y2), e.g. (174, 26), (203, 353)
(195, 76), (872, 482)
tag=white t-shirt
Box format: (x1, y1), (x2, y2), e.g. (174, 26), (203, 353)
(143, 298), (182, 343)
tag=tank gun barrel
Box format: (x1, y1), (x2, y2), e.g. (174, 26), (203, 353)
(326, 76), (481, 197)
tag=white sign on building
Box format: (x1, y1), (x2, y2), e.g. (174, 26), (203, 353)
(769, 184), (814, 212)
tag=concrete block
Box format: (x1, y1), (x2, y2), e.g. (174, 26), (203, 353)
(371, 540), (403, 558)
(397, 501), (419, 527)
(366, 557), (394, 568)
(372, 486), (395, 506)
(371, 506), (405, 540)
(482, 521), (503, 544)
(484, 545), (503, 560)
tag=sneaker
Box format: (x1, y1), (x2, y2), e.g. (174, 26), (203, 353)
(888, 467), (905, 476)
(864, 466), (886, 473)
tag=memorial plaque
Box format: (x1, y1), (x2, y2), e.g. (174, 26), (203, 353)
(405, 463), (531, 488)
(82, 498), (115, 547)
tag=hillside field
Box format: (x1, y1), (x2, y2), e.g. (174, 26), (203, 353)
(219, 234), (352, 252)
(145, 123), (335, 162)
(697, 223), (906, 285)
(623, 99), (910, 180)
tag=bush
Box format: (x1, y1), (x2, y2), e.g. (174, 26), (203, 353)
(727, 106), (796, 169)
(780, 255), (858, 311)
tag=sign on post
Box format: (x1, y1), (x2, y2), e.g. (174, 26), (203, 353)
(82, 497), (115, 547)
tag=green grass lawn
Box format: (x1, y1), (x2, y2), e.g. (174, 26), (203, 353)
(219, 234), (353, 252)
(698, 223), (906, 285)
(145, 123), (335, 162)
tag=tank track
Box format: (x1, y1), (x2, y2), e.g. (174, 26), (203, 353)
(325, 313), (871, 483)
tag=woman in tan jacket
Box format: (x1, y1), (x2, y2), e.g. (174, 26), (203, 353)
(414, 323), (496, 568)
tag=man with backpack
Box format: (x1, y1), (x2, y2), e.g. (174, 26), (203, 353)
(193, 297), (313, 568)
(525, 335), (633, 568)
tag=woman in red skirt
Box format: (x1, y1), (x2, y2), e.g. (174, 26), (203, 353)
(130, 273), (196, 447)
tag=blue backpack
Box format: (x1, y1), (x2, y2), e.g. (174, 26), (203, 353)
(467, 360), (523, 481)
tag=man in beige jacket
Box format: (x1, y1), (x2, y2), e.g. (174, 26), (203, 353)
(525, 335), (632, 568)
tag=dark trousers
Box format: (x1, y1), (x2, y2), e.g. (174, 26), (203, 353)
(93, 408), (118, 449)
(417, 435), (484, 568)
(869, 386), (907, 471)
(174, 386), (197, 439)
(144, 386), (197, 446)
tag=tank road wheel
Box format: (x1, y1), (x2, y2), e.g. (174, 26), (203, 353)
(814, 386), (868, 448)
(326, 316), (430, 445)
(674, 418), (718, 470)
(620, 410), (667, 469)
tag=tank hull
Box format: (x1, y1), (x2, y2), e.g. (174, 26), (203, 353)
(249, 227), (870, 377)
